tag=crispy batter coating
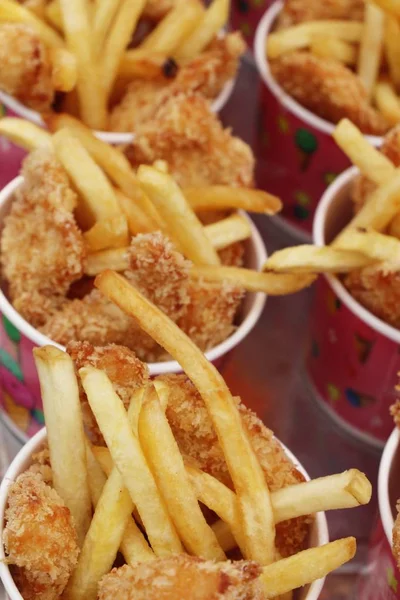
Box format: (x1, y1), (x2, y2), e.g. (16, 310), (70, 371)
(0, 149), (85, 327)
(278, 0), (364, 27)
(219, 242), (245, 268)
(126, 92), (254, 187)
(98, 556), (264, 600)
(0, 23), (54, 111)
(158, 374), (309, 558)
(271, 52), (388, 135)
(3, 471), (79, 600)
(110, 34), (245, 133)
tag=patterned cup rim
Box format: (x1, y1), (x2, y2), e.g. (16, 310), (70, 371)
(254, 0), (382, 147)
(312, 166), (400, 345)
(378, 427), (399, 546)
(0, 177), (267, 375)
(0, 427), (329, 600)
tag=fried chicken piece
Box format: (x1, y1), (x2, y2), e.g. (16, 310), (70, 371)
(278, 0), (364, 27)
(271, 52), (388, 136)
(219, 242), (245, 268)
(126, 92), (254, 187)
(158, 374), (309, 558)
(3, 472), (79, 600)
(67, 341), (149, 444)
(0, 23), (54, 111)
(110, 33), (245, 133)
(391, 399), (400, 429)
(98, 556), (264, 600)
(27, 446), (52, 484)
(0, 149), (85, 327)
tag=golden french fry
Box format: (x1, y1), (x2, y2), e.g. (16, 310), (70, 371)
(175, 0), (230, 61)
(336, 228), (400, 266)
(33, 347), (91, 547)
(52, 128), (121, 229)
(204, 214), (252, 250)
(260, 538), (356, 598)
(85, 441), (107, 507)
(374, 80), (400, 126)
(184, 186), (282, 215)
(0, 118), (52, 151)
(79, 366), (182, 557)
(385, 16), (400, 91)
(95, 270), (276, 565)
(50, 47), (78, 92)
(84, 215), (129, 252)
(267, 20), (363, 59)
(115, 189), (161, 235)
(263, 245), (374, 274)
(371, 0), (400, 17)
(85, 247), (129, 276)
(59, 0), (107, 129)
(45, 0), (63, 31)
(310, 35), (357, 65)
(138, 165), (221, 266)
(389, 213), (400, 238)
(118, 51), (175, 80)
(0, 0), (64, 47)
(357, 2), (385, 99)
(92, 0), (122, 55)
(24, 0), (46, 18)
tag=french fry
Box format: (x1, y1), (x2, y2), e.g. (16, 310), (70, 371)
(374, 80), (400, 126)
(85, 440), (107, 507)
(385, 16), (400, 91)
(138, 165), (221, 266)
(260, 539), (356, 598)
(118, 51), (175, 80)
(24, 0), (46, 18)
(139, 0), (203, 55)
(115, 189), (161, 235)
(102, 0), (147, 97)
(333, 119), (396, 185)
(52, 128), (121, 229)
(79, 366), (183, 556)
(204, 214), (252, 250)
(310, 35), (357, 65)
(0, 118), (52, 151)
(84, 215), (129, 252)
(267, 21), (363, 59)
(263, 245), (374, 274)
(33, 347), (91, 547)
(357, 2), (385, 100)
(335, 228), (400, 266)
(191, 266), (316, 294)
(184, 186), (282, 215)
(175, 0), (230, 61)
(95, 270), (276, 565)
(59, 0), (107, 129)
(92, 0), (121, 55)
(0, 0), (64, 47)
(50, 48), (78, 93)
(371, 0), (400, 17)
(85, 247), (129, 276)
(45, 0), (63, 31)
(139, 385), (225, 560)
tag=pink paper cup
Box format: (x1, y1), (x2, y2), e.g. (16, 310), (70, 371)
(230, 0), (273, 51)
(0, 104), (27, 190)
(0, 426), (329, 600)
(254, 1), (382, 241)
(0, 177), (267, 444)
(306, 167), (400, 447)
(357, 428), (400, 598)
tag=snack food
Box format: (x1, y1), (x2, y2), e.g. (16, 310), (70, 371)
(0, 0), (243, 132)
(1, 280), (372, 599)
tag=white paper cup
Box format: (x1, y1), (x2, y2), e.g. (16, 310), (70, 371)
(0, 176), (267, 443)
(0, 427), (329, 600)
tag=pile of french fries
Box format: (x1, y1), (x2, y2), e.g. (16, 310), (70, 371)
(267, 0), (400, 128)
(23, 279), (372, 599)
(0, 0), (231, 130)
(262, 118), (400, 298)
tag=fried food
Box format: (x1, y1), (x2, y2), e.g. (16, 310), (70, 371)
(143, 0), (175, 21)
(3, 471), (79, 600)
(390, 398), (400, 428)
(126, 92), (255, 188)
(278, 0), (364, 27)
(0, 148), (85, 327)
(271, 51), (389, 136)
(98, 556), (264, 600)
(157, 374), (309, 558)
(0, 23), (54, 111)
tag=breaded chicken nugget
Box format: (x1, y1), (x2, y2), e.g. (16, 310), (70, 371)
(278, 0), (364, 27)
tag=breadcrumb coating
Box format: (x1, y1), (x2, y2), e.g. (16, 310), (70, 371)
(277, 0), (364, 27)
(271, 52), (388, 135)
(0, 23), (54, 111)
(3, 472), (79, 600)
(98, 556), (264, 600)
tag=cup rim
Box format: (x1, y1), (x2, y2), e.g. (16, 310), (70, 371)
(378, 427), (399, 545)
(0, 176), (267, 376)
(0, 427), (329, 600)
(253, 0), (382, 147)
(312, 166), (400, 345)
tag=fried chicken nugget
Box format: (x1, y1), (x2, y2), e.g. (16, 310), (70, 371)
(278, 0), (364, 27)
(0, 23), (54, 112)
(0, 149), (85, 327)
(157, 374), (309, 558)
(126, 92), (254, 187)
(271, 52), (389, 136)
(3, 471), (79, 600)
(98, 556), (264, 600)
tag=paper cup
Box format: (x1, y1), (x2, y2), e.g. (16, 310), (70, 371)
(230, 0), (273, 51)
(0, 176), (267, 443)
(254, 1), (382, 241)
(0, 103), (27, 190)
(0, 426), (329, 600)
(306, 167), (400, 447)
(357, 428), (400, 598)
